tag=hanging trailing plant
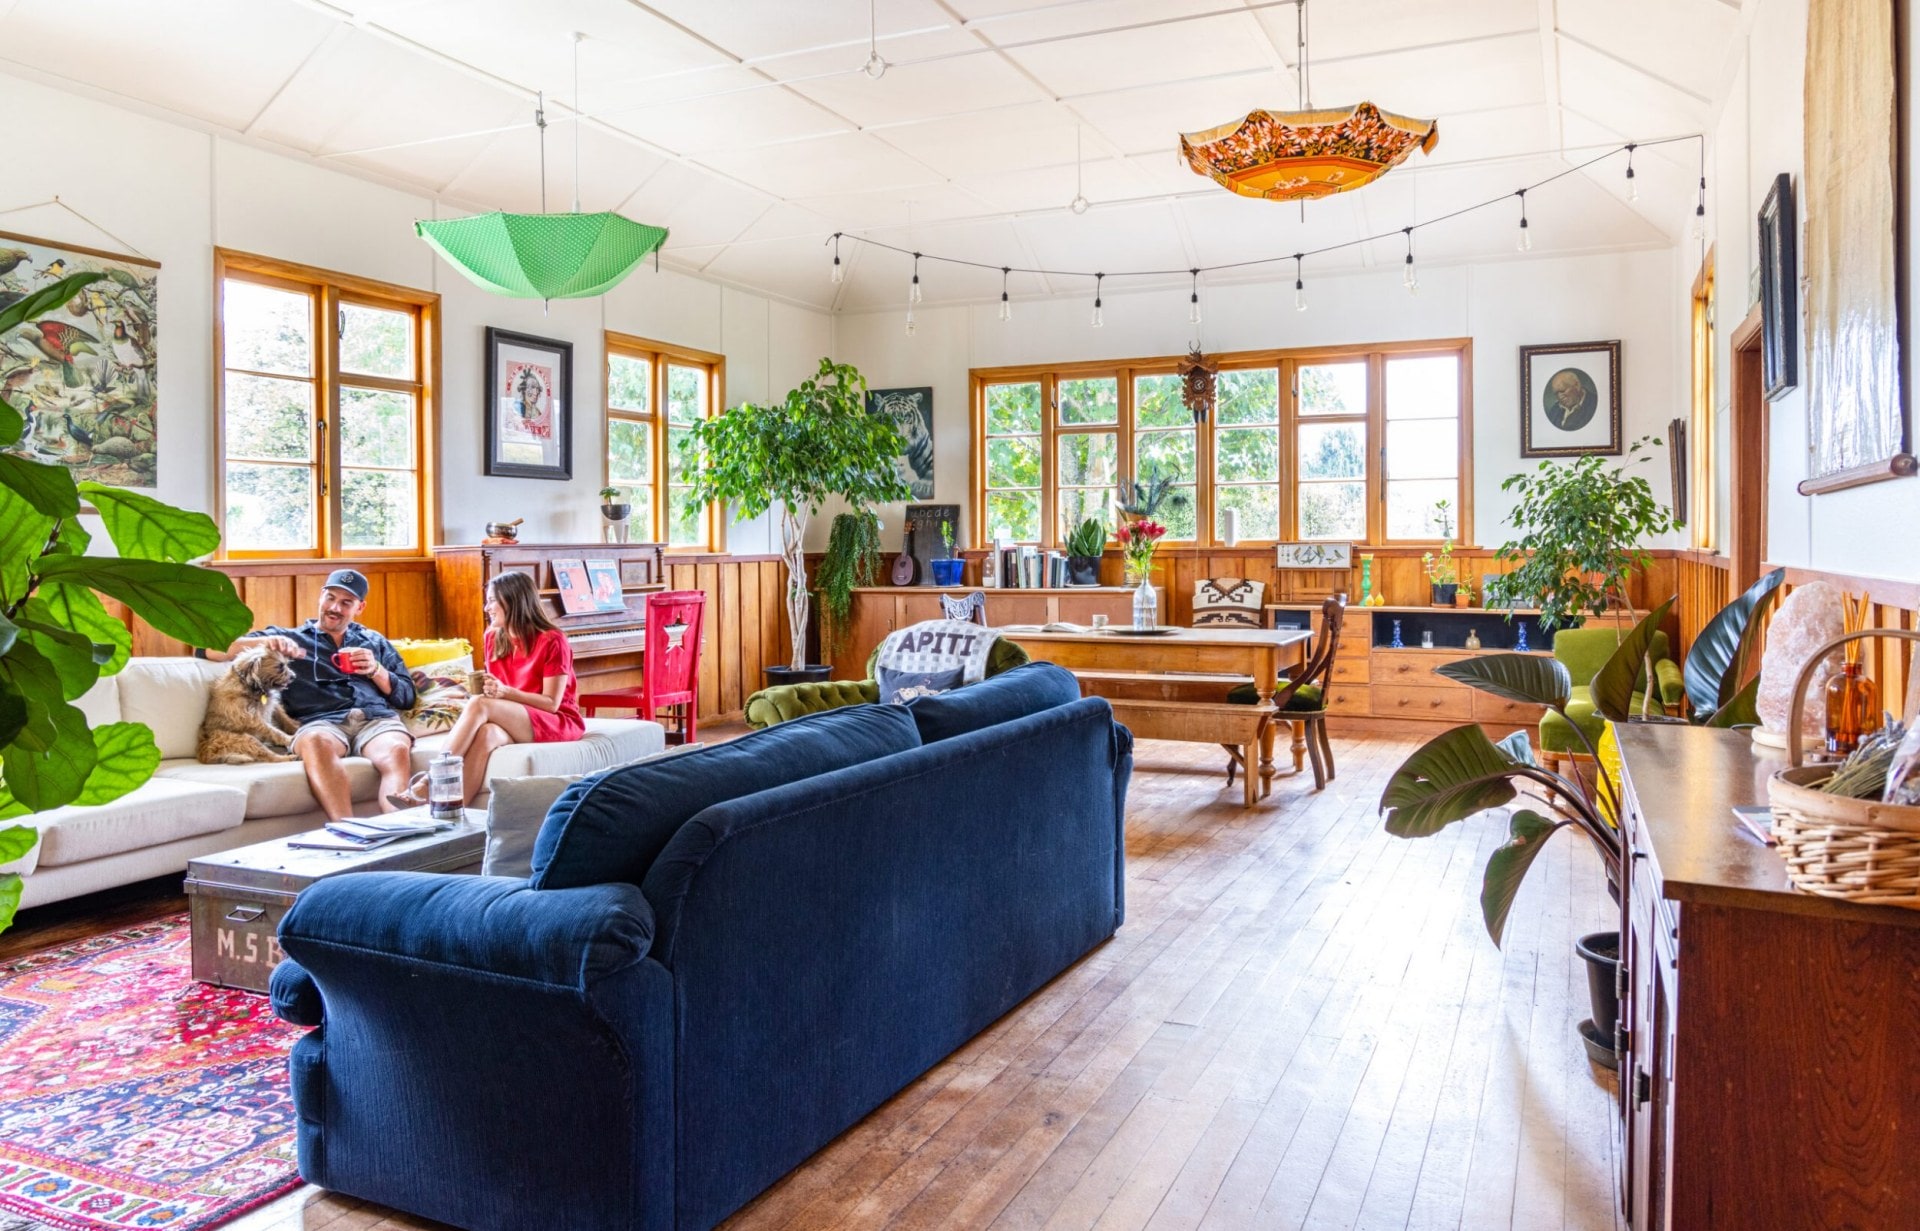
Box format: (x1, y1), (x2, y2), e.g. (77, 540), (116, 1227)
(817, 510), (883, 659)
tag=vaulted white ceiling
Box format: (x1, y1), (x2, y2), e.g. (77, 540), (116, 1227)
(0, 0), (1747, 311)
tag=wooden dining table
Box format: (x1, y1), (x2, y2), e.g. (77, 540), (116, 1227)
(1002, 625), (1314, 805)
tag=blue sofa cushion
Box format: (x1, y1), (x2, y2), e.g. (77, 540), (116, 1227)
(904, 661), (1082, 743)
(529, 702), (922, 891)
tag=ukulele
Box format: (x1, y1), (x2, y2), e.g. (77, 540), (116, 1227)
(890, 524), (917, 586)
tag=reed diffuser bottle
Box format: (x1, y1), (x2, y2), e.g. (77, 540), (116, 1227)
(1824, 592), (1881, 756)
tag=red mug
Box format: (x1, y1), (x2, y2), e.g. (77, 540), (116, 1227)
(332, 650), (359, 673)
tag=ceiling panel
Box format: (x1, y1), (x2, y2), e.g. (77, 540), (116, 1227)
(1557, 0), (1739, 102)
(1013, 200), (1191, 277)
(613, 162), (772, 251)
(786, 182), (994, 232)
(1067, 72), (1290, 160)
(1303, 32), (1544, 117)
(1556, 35), (1712, 139)
(1251, 0), (1536, 62)
(590, 68), (851, 157)
(439, 122), (665, 214)
(1000, 10), (1277, 99)
(697, 130), (945, 199)
(871, 101), (1080, 179)
(962, 156), (1160, 216)
(1175, 190), (1372, 273)
(640, 0), (961, 65)
(773, 28), (1048, 128)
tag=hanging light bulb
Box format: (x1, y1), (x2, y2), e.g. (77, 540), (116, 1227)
(998, 266), (1012, 322)
(1516, 189), (1532, 252)
(1188, 269), (1202, 325)
(909, 252), (922, 305)
(1692, 174), (1708, 240)
(1091, 273), (1104, 327)
(904, 306), (917, 337)
(830, 233), (843, 284)
(1402, 228), (1418, 295)
(1624, 144), (1639, 203)
(1293, 254), (1307, 312)
(862, 0), (888, 78)
(1068, 126), (1091, 215)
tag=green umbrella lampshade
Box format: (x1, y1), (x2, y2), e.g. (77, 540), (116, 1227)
(415, 211), (669, 300)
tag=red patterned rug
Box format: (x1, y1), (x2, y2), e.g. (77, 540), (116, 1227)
(0, 915), (302, 1230)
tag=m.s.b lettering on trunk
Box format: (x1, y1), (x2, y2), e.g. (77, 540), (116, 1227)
(214, 925), (280, 965)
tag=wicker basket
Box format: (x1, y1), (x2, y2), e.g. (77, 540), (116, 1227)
(1767, 628), (1920, 906)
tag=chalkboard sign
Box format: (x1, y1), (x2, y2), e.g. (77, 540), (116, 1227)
(904, 503), (960, 587)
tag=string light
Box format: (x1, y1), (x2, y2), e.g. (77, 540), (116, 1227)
(1402, 227), (1417, 295)
(1091, 273), (1104, 328)
(1624, 143), (1639, 203)
(904, 305), (916, 337)
(1516, 189), (1532, 253)
(1188, 269), (1202, 325)
(909, 252), (922, 305)
(830, 232), (843, 284)
(1693, 172), (1707, 241)
(1293, 254), (1307, 312)
(998, 266), (1012, 322)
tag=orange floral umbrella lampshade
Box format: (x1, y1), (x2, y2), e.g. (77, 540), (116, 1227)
(1181, 102), (1438, 202)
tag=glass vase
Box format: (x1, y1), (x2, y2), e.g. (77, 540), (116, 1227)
(1824, 661), (1881, 756)
(1132, 576), (1159, 630)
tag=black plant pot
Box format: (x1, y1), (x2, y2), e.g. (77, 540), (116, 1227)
(764, 664), (833, 687)
(600, 503), (631, 521)
(1575, 930), (1620, 1063)
(1067, 555), (1102, 586)
(1430, 582), (1458, 607)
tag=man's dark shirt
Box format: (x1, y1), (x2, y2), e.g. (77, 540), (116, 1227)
(257, 620), (414, 723)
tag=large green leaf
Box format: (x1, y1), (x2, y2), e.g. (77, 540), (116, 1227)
(0, 395), (21, 450)
(0, 641), (63, 751)
(34, 556), (252, 649)
(0, 485), (54, 602)
(1434, 653), (1571, 709)
(1591, 597), (1676, 723)
(1380, 723), (1522, 839)
(13, 618), (107, 700)
(1704, 676), (1761, 728)
(0, 612), (15, 658)
(0, 872), (20, 935)
(77, 483), (221, 563)
(0, 453), (79, 517)
(0, 694), (94, 811)
(1481, 808), (1566, 947)
(0, 683), (25, 748)
(0, 786), (28, 822)
(1684, 568), (1785, 717)
(0, 271), (105, 338)
(72, 722), (161, 807)
(24, 585), (130, 676)
(0, 824), (35, 862)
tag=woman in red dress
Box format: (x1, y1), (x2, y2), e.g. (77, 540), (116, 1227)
(395, 570), (584, 807)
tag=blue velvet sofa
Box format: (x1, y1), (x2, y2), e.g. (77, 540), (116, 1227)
(269, 663), (1132, 1231)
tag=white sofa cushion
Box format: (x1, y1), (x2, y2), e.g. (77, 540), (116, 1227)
(412, 718), (665, 780)
(117, 657), (226, 760)
(73, 673), (123, 729)
(155, 757), (381, 819)
(34, 779), (247, 867)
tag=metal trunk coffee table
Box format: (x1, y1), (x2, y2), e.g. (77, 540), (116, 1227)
(183, 809), (485, 992)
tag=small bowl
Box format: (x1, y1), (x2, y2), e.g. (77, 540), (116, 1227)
(484, 522), (520, 541)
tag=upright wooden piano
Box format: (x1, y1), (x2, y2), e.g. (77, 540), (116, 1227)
(433, 542), (667, 696)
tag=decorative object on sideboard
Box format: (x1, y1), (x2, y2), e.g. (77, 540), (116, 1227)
(1422, 502), (1458, 606)
(0, 226), (160, 488)
(1755, 580), (1845, 745)
(1514, 623), (1529, 652)
(867, 385), (934, 500)
(929, 517), (964, 586)
(1823, 591), (1881, 756)
(890, 523), (917, 586)
(1120, 517), (1165, 587)
(1064, 516), (1107, 586)
(1465, 629), (1481, 651)
(598, 487), (630, 543)
(1275, 541), (1352, 570)
(1519, 339), (1622, 458)
(484, 327), (573, 480)
(904, 502), (961, 587)
(482, 517), (522, 545)
(1390, 619), (1404, 649)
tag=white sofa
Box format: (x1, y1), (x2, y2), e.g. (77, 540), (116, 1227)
(6, 657), (665, 910)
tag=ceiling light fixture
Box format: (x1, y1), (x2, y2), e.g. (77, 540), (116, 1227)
(1091, 273), (1104, 327)
(1294, 254), (1307, 312)
(1402, 227), (1417, 295)
(1624, 142), (1639, 202)
(1069, 127), (1091, 215)
(909, 252), (923, 304)
(999, 267), (1012, 322)
(1516, 189), (1532, 252)
(830, 232), (844, 284)
(1189, 269), (1202, 325)
(863, 0), (889, 78)
(1693, 151), (1708, 240)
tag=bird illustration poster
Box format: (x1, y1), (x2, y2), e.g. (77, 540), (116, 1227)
(0, 230), (159, 486)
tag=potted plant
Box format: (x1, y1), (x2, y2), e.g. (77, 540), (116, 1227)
(1423, 539), (1458, 607)
(930, 519), (964, 586)
(598, 486), (631, 543)
(817, 510), (883, 661)
(1065, 516), (1107, 586)
(678, 357), (910, 686)
(0, 272), (256, 936)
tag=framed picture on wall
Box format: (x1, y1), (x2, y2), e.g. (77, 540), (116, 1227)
(868, 386), (934, 499)
(1758, 172), (1798, 401)
(484, 327), (573, 480)
(1519, 340), (1621, 457)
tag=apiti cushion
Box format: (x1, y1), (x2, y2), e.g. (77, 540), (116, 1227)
(876, 665), (966, 704)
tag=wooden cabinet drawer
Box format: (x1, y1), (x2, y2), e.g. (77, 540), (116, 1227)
(1370, 684), (1473, 721)
(1329, 657), (1370, 685)
(1371, 653), (1445, 684)
(1471, 692), (1545, 723)
(1324, 684), (1369, 714)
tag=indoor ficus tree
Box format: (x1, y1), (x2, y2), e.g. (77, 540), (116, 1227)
(0, 272), (255, 932)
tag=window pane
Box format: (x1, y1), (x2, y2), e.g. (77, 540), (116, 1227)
(341, 469), (417, 549)
(1158, 486), (1197, 539)
(1216, 369), (1279, 425)
(987, 435), (1040, 488)
(609, 355), (652, 412)
(1386, 420), (1458, 480)
(1386, 355), (1459, 419)
(608, 417), (652, 485)
(225, 463), (314, 551)
(1387, 480), (1460, 539)
(667, 425), (697, 482)
(1059, 377), (1118, 425)
(1059, 489), (1111, 539)
(666, 365), (704, 425)
(224, 280), (312, 377)
(1057, 432), (1117, 487)
(619, 484), (654, 538)
(1215, 426), (1278, 482)
(986, 382), (1041, 434)
(339, 304), (413, 379)
(224, 373), (312, 461)
(1298, 362), (1366, 416)
(340, 387), (413, 468)
(1134, 429), (1195, 482)
(1217, 485), (1280, 541)
(1133, 374), (1187, 428)
(1299, 482), (1365, 539)
(666, 487), (702, 547)
(1299, 422), (1365, 480)
(985, 490), (1040, 542)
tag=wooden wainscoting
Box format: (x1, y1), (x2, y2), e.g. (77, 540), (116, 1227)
(1674, 549), (1732, 653)
(664, 554), (790, 723)
(115, 559), (440, 658)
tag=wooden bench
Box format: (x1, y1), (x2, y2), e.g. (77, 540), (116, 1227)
(1095, 695), (1279, 808)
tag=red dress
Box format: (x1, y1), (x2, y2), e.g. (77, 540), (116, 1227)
(484, 628), (586, 743)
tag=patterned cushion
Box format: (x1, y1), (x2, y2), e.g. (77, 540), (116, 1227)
(405, 653), (473, 736)
(1193, 578), (1265, 628)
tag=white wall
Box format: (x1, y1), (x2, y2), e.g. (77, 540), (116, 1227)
(0, 70), (832, 555)
(830, 249), (1684, 553)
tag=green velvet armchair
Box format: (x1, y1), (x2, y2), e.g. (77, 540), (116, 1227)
(1539, 626), (1685, 766)
(743, 639), (1031, 728)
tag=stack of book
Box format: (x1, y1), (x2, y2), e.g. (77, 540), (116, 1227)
(290, 812), (461, 852)
(996, 545), (1072, 588)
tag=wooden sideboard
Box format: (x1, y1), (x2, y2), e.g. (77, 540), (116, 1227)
(1614, 726), (1920, 1230)
(832, 586), (1134, 680)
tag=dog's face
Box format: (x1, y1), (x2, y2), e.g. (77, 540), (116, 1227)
(232, 645), (293, 694)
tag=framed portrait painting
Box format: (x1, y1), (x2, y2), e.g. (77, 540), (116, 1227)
(484, 327), (572, 480)
(1757, 173), (1798, 401)
(1520, 340), (1621, 457)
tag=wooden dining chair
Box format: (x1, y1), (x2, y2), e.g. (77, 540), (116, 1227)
(1224, 593), (1347, 791)
(579, 590), (707, 744)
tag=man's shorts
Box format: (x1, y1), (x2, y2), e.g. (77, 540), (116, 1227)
(292, 708), (413, 756)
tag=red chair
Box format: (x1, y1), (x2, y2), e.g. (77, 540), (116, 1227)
(579, 590), (706, 744)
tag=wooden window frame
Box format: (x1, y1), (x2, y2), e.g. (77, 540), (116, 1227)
(213, 249), (439, 561)
(971, 338), (1473, 550)
(1690, 250), (1717, 551)
(604, 331), (725, 553)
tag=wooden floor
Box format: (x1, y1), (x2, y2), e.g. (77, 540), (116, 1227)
(26, 732), (1624, 1231)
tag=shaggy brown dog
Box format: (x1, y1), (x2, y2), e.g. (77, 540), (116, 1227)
(196, 646), (300, 764)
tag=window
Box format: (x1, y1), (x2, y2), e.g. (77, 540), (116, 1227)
(215, 251), (436, 558)
(1690, 254), (1715, 549)
(972, 341), (1470, 548)
(604, 333), (723, 550)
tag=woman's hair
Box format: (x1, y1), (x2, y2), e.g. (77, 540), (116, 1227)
(488, 570), (560, 661)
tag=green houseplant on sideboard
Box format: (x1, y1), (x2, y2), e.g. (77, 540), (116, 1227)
(678, 357), (909, 684)
(1065, 516), (1107, 586)
(0, 272), (255, 934)
(817, 509), (882, 661)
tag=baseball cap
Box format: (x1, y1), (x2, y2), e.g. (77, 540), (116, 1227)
(322, 568), (370, 601)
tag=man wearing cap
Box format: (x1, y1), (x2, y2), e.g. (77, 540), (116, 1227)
(210, 569), (416, 821)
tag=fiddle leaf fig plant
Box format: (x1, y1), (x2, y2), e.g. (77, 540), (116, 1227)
(0, 272), (255, 935)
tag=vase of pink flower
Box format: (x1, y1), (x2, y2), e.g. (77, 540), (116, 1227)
(1121, 518), (1165, 585)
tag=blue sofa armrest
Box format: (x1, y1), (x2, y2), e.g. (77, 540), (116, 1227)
(269, 958), (323, 1026)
